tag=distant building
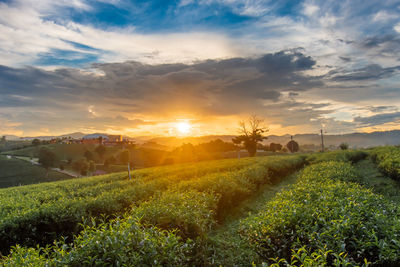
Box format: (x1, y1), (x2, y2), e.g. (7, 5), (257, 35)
(108, 135), (123, 142)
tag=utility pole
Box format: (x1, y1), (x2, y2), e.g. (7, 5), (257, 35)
(320, 129), (325, 152)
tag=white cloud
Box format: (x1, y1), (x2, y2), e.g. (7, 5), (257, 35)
(395, 22), (400, 33)
(303, 3), (319, 16)
(373, 11), (398, 22)
(0, 1), (239, 66)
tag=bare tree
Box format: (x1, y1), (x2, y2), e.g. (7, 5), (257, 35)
(232, 115), (268, 157)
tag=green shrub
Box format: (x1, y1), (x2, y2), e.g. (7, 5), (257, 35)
(0, 157), (261, 254)
(307, 150), (367, 164)
(132, 190), (219, 238)
(0, 155), (305, 254)
(369, 146), (400, 180)
(241, 161), (400, 266)
(2, 218), (194, 267)
(1, 155), (307, 265)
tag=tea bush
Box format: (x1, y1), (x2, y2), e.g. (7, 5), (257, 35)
(0, 157), (262, 254)
(370, 146), (400, 180)
(1, 155), (307, 265)
(0, 155), (305, 255)
(306, 150), (367, 164)
(241, 161), (400, 266)
(2, 218), (194, 267)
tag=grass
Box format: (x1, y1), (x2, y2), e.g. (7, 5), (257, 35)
(355, 158), (400, 203)
(206, 172), (300, 266)
(0, 155), (72, 188)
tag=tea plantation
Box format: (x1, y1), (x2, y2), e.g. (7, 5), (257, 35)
(1, 148), (400, 266)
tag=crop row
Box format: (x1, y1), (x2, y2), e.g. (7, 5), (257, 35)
(369, 146), (400, 180)
(240, 161), (400, 266)
(0, 156), (263, 254)
(1, 155), (306, 265)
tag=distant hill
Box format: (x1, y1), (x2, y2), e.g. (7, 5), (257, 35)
(15, 132), (86, 141)
(3, 130), (399, 149)
(137, 130), (400, 149)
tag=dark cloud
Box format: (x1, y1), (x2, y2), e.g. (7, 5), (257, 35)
(354, 112), (400, 126)
(328, 64), (400, 81)
(0, 51), (326, 133)
(1, 48), (399, 135)
(339, 56), (351, 62)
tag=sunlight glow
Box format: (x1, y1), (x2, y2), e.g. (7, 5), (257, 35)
(176, 121), (192, 135)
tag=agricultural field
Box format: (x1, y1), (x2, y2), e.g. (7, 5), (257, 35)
(1, 143), (121, 162)
(0, 155), (72, 188)
(1, 148), (400, 266)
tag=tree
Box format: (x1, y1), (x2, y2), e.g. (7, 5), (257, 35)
(286, 140), (299, 153)
(84, 150), (94, 161)
(95, 145), (106, 163)
(32, 139), (41, 146)
(339, 142), (349, 150)
(232, 115), (268, 157)
(88, 160), (96, 174)
(38, 147), (56, 177)
(104, 155), (116, 167)
(0, 136), (5, 144)
(72, 159), (89, 176)
(269, 143), (282, 152)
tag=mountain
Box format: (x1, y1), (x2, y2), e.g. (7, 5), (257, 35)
(3, 130), (400, 149)
(136, 130), (400, 149)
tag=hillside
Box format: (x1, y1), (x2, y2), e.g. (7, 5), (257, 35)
(0, 155), (72, 188)
(1, 148), (400, 266)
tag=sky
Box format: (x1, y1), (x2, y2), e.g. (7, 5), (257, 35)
(0, 0), (400, 137)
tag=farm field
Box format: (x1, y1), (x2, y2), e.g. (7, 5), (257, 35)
(1, 148), (400, 266)
(0, 155), (72, 188)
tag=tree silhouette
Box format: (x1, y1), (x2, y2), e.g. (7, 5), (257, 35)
(269, 143), (282, 152)
(286, 140), (299, 153)
(232, 115), (268, 157)
(339, 142), (349, 150)
(95, 145), (106, 163)
(38, 147), (56, 177)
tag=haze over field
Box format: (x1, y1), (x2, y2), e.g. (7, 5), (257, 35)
(0, 0), (399, 137)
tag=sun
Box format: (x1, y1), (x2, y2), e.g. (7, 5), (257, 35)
(176, 121), (192, 135)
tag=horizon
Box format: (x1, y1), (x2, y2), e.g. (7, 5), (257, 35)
(1, 0), (400, 136)
(4, 128), (400, 140)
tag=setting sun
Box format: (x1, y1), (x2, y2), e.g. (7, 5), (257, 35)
(176, 121), (192, 135)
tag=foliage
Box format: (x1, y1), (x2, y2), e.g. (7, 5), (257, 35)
(0, 155), (305, 260)
(339, 142), (349, 150)
(2, 219), (194, 267)
(119, 150), (130, 165)
(369, 146), (400, 181)
(94, 145), (106, 162)
(132, 190), (219, 239)
(232, 115), (268, 157)
(38, 148), (57, 177)
(269, 143), (282, 152)
(240, 161), (400, 266)
(286, 140), (299, 153)
(0, 156), (285, 254)
(31, 139), (41, 146)
(72, 158), (89, 175)
(83, 150), (94, 161)
(306, 150), (367, 164)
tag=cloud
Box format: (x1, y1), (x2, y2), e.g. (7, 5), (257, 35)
(0, 51), (325, 134)
(328, 64), (400, 81)
(354, 112), (400, 126)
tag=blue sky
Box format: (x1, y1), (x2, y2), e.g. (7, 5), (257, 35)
(0, 0), (400, 136)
